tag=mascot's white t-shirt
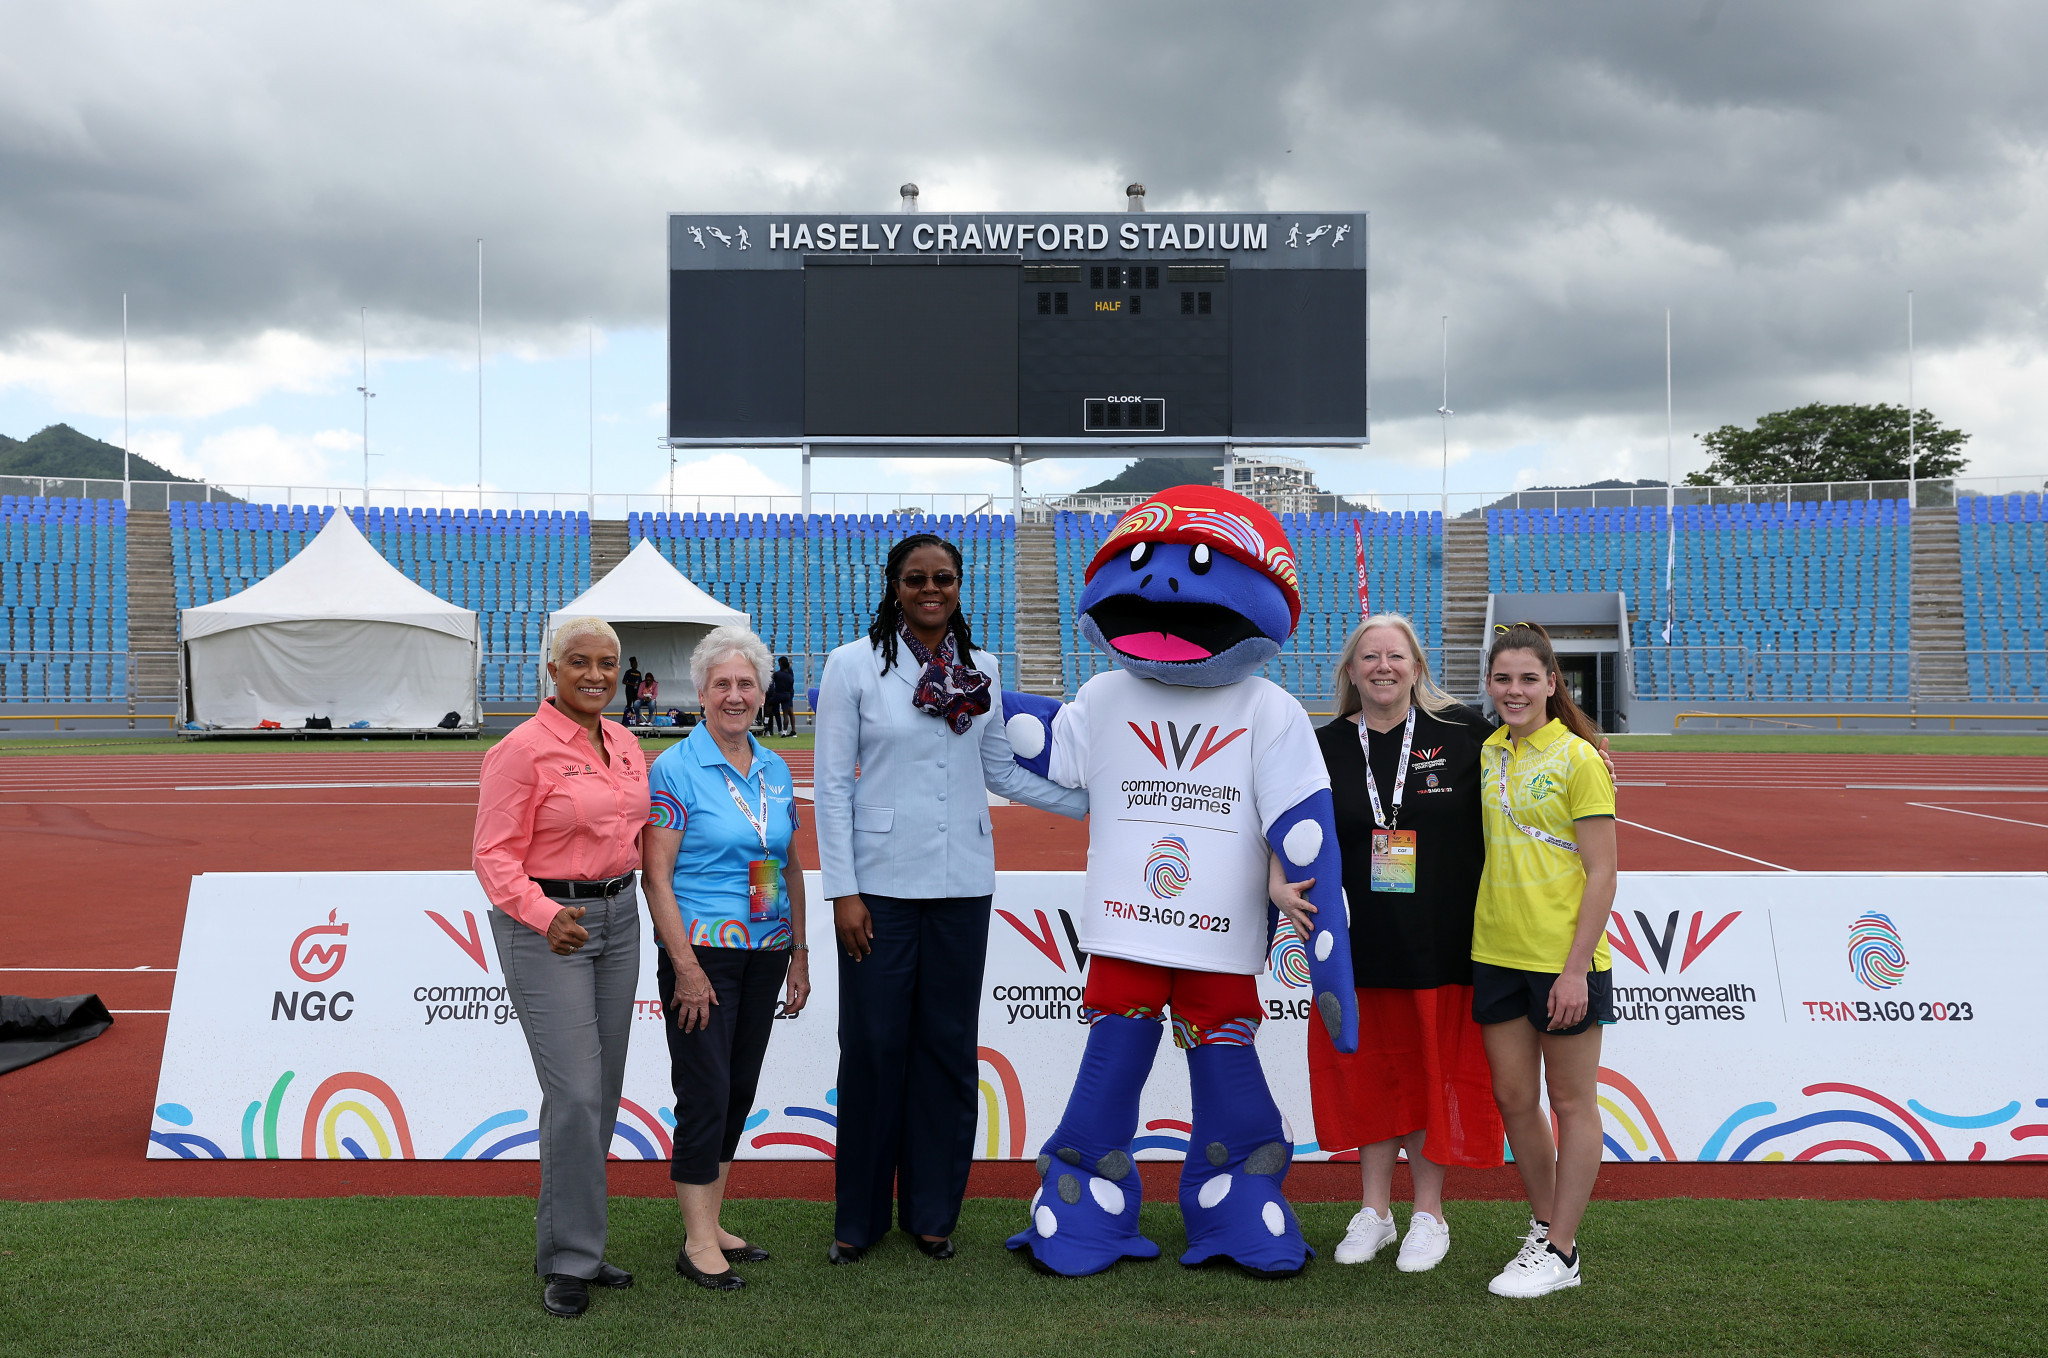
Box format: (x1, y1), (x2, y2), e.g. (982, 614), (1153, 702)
(1049, 669), (1330, 974)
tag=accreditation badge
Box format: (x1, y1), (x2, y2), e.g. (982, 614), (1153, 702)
(1369, 829), (1418, 893)
(747, 859), (785, 922)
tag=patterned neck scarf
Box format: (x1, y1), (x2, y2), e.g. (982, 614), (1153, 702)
(899, 622), (991, 735)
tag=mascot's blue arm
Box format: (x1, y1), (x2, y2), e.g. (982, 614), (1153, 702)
(1265, 788), (1358, 1054)
(999, 690), (1062, 779)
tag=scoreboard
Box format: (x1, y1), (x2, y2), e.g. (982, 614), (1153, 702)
(667, 211), (1367, 445)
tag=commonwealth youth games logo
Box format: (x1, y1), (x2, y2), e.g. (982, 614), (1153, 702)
(1145, 836), (1191, 900)
(1848, 912), (1908, 990)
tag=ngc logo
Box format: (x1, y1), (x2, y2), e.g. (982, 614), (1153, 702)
(289, 910), (349, 983)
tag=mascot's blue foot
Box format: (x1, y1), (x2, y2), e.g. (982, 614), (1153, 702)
(1006, 1015), (1163, 1276)
(1177, 1043), (1310, 1278)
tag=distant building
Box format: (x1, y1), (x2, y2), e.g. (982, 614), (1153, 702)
(1217, 455), (1326, 513)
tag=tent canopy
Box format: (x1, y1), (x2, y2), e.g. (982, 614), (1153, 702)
(180, 511), (480, 730)
(546, 540), (748, 705)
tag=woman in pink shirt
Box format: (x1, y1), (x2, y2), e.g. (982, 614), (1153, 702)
(473, 616), (650, 1320)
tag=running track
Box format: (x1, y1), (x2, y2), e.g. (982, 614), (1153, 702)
(3, 748), (2042, 1202)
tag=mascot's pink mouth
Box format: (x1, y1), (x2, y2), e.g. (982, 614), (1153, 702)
(1111, 632), (1214, 662)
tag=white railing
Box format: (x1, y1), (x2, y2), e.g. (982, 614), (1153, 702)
(1629, 648), (2045, 703)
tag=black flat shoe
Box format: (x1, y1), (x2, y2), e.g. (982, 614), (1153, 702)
(591, 1261), (634, 1288)
(541, 1274), (589, 1317)
(827, 1242), (866, 1265)
(675, 1247), (746, 1291)
(723, 1244), (771, 1264)
(912, 1236), (955, 1260)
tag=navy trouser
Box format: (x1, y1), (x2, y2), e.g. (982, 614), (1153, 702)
(833, 892), (992, 1247)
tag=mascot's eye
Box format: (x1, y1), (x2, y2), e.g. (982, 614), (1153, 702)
(1190, 543), (1213, 574)
(1128, 542), (1154, 569)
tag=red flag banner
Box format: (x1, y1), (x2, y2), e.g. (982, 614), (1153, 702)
(1353, 516), (1370, 618)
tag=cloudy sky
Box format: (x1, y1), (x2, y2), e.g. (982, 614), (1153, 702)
(4, 0), (2047, 507)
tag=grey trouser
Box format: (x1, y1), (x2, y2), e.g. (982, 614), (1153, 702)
(491, 884), (640, 1279)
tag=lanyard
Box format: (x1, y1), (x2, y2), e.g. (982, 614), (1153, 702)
(1490, 740), (1581, 855)
(718, 767), (770, 855)
(1358, 706), (1417, 831)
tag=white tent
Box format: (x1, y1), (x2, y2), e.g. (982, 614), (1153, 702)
(181, 510), (481, 730)
(545, 540), (747, 706)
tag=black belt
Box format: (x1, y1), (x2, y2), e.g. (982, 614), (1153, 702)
(531, 873), (636, 901)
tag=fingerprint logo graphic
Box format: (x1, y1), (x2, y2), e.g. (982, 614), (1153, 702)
(1848, 912), (1908, 990)
(1145, 836), (1191, 899)
(1267, 917), (1311, 989)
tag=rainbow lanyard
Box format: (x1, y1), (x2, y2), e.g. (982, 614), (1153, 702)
(718, 768), (769, 855)
(1357, 707), (1417, 831)
(1491, 739), (1580, 855)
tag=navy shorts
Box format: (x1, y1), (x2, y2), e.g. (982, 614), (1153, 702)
(1472, 961), (1614, 1036)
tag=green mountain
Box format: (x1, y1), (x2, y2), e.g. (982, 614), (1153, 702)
(1076, 456), (1223, 495)
(0, 424), (198, 483)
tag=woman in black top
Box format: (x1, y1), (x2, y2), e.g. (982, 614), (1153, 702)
(1271, 612), (1502, 1275)
(768, 656), (796, 737)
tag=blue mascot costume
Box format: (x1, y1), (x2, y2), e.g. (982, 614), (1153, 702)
(1001, 485), (1357, 1278)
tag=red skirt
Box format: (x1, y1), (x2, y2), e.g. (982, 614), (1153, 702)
(1307, 985), (1504, 1168)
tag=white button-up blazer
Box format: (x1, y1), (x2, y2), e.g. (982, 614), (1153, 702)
(813, 637), (1089, 901)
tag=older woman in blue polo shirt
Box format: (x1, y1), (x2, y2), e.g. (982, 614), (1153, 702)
(642, 625), (809, 1293)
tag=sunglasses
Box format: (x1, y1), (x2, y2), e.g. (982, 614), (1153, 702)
(899, 572), (959, 590)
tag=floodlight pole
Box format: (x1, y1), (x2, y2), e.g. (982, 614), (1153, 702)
(800, 444), (812, 516)
(358, 308), (376, 508)
(121, 293), (130, 508)
(1437, 315), (1452, 517)
(1012, 444), (1024, 519)
(477, 238), (484, 511)
(1906, 290), (1916, 508)
(587, 322), (595, 517)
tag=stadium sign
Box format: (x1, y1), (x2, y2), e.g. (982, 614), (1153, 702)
(150, 871), (2048, 1165)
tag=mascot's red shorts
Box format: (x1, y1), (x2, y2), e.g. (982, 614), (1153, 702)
(1084, 956), (1263, 1048)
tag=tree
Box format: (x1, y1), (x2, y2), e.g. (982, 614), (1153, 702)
(1685, 403), (1968, 486)
(0, 423), (199, 483)
(1078, 455), (1222, 496)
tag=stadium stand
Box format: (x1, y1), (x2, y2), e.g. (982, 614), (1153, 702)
(1489, 500), (1913, 700)
(1053, 509), (1443, 703)
(170, 503), (591, 702)
(0, 496), (128, 701)
(627, 511), (1020, 692)
(1958, 493), (2046, 699)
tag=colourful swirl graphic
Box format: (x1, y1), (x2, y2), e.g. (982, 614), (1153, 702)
(715, 919), (751, 948)
(1268, 917), (1310, 989)
(1182, 508), (1266, 561)
(1848, 912), (1908, 990)
(1106, 503), (1172, 543)
(648, 790), (685, 829)
(756, 921), (794, 951)
(1145, 835), (1191, 899)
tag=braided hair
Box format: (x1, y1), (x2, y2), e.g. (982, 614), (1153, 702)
(1484, 621), (1603, 746)
(869, 533), (978, 673)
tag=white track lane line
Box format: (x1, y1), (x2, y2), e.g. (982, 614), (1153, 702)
(170, 781), (480, 791)
(1848, 785), (2048, 792)
(1615, 817), (1796, 872)
(1905, 802), (2048, 831)
(0, 966), (174, 972)
(110, 1010), (170, 1015)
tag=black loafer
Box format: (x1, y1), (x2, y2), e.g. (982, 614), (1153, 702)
(541, 1274), (589, 1318)
(723, 1244), (771, 1264)
(676, 1247), (746, 1291)
(912, 1235), (955, 1260)
(591, 1261), (634, 1288)
(827, 1242), (866, 1265)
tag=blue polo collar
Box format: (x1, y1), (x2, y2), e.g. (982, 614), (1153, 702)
(687, 721), (767, 783)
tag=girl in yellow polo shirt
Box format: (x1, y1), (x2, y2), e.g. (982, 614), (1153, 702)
(1471, 623), (1617, 1300)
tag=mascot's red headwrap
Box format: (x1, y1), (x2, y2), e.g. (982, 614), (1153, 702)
(1085, 485), (1304, 628)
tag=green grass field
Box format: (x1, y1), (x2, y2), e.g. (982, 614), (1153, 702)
(2, 1198), (2040, 1357)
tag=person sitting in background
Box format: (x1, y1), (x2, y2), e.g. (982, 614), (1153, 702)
(629, 673), (659, 726)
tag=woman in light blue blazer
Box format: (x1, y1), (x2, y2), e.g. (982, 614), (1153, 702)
(814, 531), (1088, 1263)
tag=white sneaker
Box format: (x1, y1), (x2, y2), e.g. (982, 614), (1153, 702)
(1395, 1211), (1450, 1272)
(1488, 1242), (1581, 1298)
(1333, 1207), (1398, 1264)
(1512, 1217), (1550, 1263)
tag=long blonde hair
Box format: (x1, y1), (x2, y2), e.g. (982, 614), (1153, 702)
(1334, 613), (1458, 719)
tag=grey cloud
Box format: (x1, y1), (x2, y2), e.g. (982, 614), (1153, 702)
(3, 0), (2047, 444)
